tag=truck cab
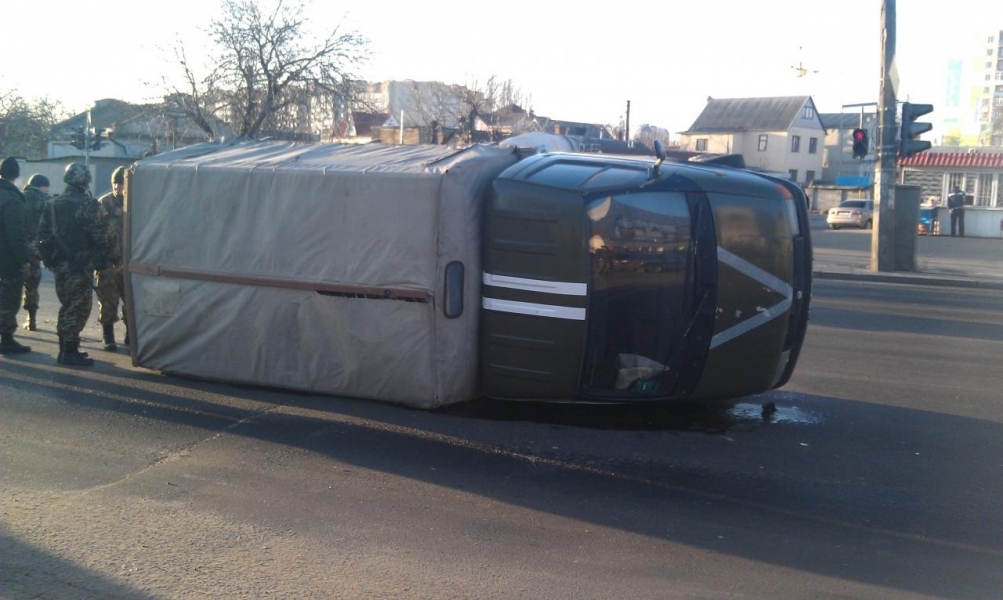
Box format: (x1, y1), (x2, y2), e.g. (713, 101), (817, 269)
(480, 152), (811, 403)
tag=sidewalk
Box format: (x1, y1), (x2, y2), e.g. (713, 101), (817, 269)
(809, 214), (1003, 290)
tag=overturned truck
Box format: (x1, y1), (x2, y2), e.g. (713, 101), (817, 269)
(124, 137), (811, 409)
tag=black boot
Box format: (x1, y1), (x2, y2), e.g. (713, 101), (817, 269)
(102, 324), (117, 351)
(61, 340), (94, 366)
(0, 333), (31, 354)
(23, 309), (37, 331)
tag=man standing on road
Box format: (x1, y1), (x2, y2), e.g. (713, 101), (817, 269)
(37, 163), (117, 366)
(96, 166), (127, 351)
(947, 186), (966, 237)
(21, 174), (51, 331)
(0, 157), (33, 354)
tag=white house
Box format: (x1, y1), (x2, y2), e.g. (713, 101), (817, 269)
(679, 96), (826, 185)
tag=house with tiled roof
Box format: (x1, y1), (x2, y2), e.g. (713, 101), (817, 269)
(50, 98), (212, 161)
(474, 104), (543, 141)
(680, 96), (825, 185)
(41, 99), (215, 195)
(899, 148), (1003, 206)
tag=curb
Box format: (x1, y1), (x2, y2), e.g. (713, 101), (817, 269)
(813, 269), (1003, 290)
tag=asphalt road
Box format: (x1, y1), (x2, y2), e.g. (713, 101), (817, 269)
(809, 212), (1003, 285)
(2, 275), (1002, 598)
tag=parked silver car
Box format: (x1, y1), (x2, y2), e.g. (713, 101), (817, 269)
(827, 199), (874, 229)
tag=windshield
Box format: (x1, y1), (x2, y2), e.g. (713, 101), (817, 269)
(841, 200), (870, 209)
(581, 191), (692, 396)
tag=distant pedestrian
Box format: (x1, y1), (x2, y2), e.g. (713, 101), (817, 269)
(21, 174), (51, 331)
(96, 166), (128, 350)
(37, 163), (117, 366)
(0, 156), (33, 354)
(947, 186), (966, 237)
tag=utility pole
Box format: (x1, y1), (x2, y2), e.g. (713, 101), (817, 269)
(871, 0), (898, 272)
(625, 100), (631, 146)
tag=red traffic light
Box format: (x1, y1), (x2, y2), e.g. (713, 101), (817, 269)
(851, 128), (868, 159)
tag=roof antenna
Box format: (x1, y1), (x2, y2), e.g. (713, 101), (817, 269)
(652, 139), (666, 177)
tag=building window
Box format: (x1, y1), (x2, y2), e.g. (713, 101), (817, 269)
(695, 138), (708, 151)
(947, 173), (965, 197)
(791, 135), (801, 152)
(806, 170), (815, 184)
(758, 134), (768, 151)
(788, 169), (798, 182)
(977, 173), (994, 206)
(988, 49), (994, 56)
(808, 137), (818, 154)
(803, 106), (814, 119)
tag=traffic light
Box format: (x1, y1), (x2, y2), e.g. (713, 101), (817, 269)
(851, 128), (868, 159)
(70, 127), (86, 150)
(900, 102), (933, 158)
(91, 128), (107, 151)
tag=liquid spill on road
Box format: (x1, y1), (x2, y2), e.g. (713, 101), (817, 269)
(442, 396), (824, 433)
(729, 403), (823, 426)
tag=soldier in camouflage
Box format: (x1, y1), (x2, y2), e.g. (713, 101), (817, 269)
(0, 156), (33, 354)
(21, 174), (51, 331)
(37, 163), (118, 366)
(96, 166), (128, 350)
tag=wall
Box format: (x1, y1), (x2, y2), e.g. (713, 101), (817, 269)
(9, 161), (95, 197)
(14, 158), (135, 198)
(375, 126), (431, 145)
(822, 116), (878, 183)
(679, 133), (734, 154)
(784, 126), (825, 183)
(900, 169), (944, 203)
(682, 129), (823, 183)
(902, 168), (1002, 207)
(809, 187), (870, 214)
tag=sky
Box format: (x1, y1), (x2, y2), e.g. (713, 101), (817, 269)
(4, 0), (1003, 139)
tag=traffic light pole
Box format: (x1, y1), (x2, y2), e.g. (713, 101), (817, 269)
(84, 110), (93, 167)
(871, 0), (898, 272)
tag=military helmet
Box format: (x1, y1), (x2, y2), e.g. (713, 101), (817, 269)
(112, 166), (127, 185)
(27, 173), (50, 188)
(63, 162), (92, 186)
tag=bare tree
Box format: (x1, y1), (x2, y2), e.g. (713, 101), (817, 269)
(167, 0), (369, 140)
(165, 45), (226, 139)
(400, 76), (532, 145)
(403, 81), (463, 131)
(0, 91), (68, 159)
(633, 124), (674, 149)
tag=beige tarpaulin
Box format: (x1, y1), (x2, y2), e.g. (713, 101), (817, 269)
(126, 141), (519, 408)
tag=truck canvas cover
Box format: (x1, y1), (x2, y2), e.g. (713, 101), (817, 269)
(126, 141), (519, 408)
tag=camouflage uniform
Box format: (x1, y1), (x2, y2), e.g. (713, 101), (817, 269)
(96, 186), (126, 332)
(21, 181), (51, 325)
(37, 164), (116, 365)
(0, 165), (32, 353)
